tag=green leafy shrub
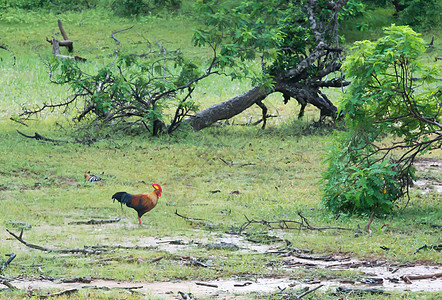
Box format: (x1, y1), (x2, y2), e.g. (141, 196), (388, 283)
(322, 25), (441, 214)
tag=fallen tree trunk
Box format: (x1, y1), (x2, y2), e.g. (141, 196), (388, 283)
(187, 67), (349, 132)
(188, 86), (268, 131)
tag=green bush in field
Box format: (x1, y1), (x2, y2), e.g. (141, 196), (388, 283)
(20, 43), (212, 136)
(322, 25), (441, 214)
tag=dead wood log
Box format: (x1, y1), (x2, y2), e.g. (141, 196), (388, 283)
(57, 20), (71, 50)
(68, 217), (121, 225)
(401, 272), (442, 284)
(39, 288), (78, 298)
(6, 229), (106, 255)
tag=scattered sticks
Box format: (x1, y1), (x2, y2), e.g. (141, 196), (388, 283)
(6, 229), (106, 255)
(68, 217), (121, 225)
(238, 212), (351, 234)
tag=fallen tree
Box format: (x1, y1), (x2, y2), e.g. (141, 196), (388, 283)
(18, 0), (351, 134)
(188, 0), (351, 130)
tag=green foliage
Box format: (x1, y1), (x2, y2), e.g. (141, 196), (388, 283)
(339, 0), (366, 21)
(111, 0), (145, 17)
(322, 25), (441, 214)
(398, 0), (441, 31)
(110, 0), (183, 17)
(33, 44), (204, 136)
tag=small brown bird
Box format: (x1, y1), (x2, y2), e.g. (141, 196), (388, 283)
(112, 183), (162, 225)
(84, 171), (103, 182)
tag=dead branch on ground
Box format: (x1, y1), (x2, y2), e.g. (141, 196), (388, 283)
(16, 130), (97, 145)
(6, 229), (106, 255)
(195, 282), (218, 288)
(296, 284), (324, 300)
(111, 25), (135, 45)
(364, 212), (375, 234)
(402, 272), (442, 284)
(0, 277), (16, 290)
(89, 255), (162, 264)
(0, 253), (16, 274)
(17, 130), (69, 143)
(68, 217), (121, 225)
(39, 288), (78, 298)
(61, 277), (92, 283)
(237, 212), (351, 234)
(175, 210), (217, 227)
(414, 244), (442, 254)
(85, 244), (157, 251)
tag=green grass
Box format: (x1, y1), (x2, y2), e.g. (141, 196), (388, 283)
(0, 5), (441, 300)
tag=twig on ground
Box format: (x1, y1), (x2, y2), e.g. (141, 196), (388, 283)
(364, 212), (375, 234)
(0, 253), (16, 274)
(234, 282), (253, 287)
(0, 277), (16, 290)
(195, 282), (218, 288)
(174, 210), (216, 227)
(6, 229), (106, 255)
(111, 25), (135, 45)
(68, 217), (121, 225)
(296, 284), (324, 299)
(402, 272), (442, 284)
(85, 244), (157, 251)
(414, 244), (442, 254)
(39, 288), (78, 298)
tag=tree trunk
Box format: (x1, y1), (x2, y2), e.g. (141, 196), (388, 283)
(188, 86), (269, 131)
(188, 78), (343, 131)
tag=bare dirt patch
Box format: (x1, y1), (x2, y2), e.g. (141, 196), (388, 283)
(5, 231), (441, 298)
(412, 158), (442, 194)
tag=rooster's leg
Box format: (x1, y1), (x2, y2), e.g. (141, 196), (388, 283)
(138, 217), (142, 225)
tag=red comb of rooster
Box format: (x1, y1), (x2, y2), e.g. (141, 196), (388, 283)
(152, 183), (162, 191)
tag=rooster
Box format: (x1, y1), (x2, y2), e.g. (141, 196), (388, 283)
(112, 183), (162, 225)
(84, 171), (103, 183)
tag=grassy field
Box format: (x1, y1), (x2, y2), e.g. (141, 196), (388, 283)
(0, 5), (441, 300)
